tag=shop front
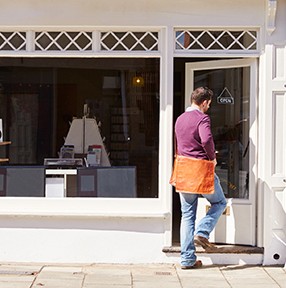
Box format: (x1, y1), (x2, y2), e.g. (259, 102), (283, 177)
(0, 0), (285, 265)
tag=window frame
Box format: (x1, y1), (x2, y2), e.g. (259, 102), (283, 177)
(0, 27), (173, 222)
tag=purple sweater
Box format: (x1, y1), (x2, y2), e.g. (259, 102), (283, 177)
(175, 109), (216, 160)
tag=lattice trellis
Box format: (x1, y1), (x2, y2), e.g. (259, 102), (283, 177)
(0, 32), (26, 51)
(0, 29), (259, 54)
(100, 31), (159, 51)
(175, 30), (258, 51)
(0, 30), (159, 52)
(35, 31), (92, 51)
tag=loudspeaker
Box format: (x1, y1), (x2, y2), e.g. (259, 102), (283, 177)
(0, 119), (3, 142)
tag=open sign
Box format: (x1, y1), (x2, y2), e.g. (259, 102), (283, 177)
(217, 87), (234, 105)
(217, 97), (234, 104)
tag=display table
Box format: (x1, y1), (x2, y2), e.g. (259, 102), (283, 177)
(1, 167), (136, 198)
(45, 166), (136, 198)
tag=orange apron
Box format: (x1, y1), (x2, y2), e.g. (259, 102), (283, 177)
(170, 155), (215, 194)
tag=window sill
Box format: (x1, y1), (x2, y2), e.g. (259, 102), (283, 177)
(0, 197), (167, 218)
(0, 210), (170, 219)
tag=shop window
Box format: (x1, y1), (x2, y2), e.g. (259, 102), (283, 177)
(0, 57), (159, 198)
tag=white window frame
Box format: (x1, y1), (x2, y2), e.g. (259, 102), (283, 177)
(0, 28), (162, 56)
(0, 27), (173, 239)
(0, 25), (261, 246)
(174, 27), (261, 57)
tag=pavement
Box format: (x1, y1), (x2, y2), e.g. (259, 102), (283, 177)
(0, 262), (285, 288)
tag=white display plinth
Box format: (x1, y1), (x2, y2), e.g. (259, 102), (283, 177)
(45, 169), (77, 197)
(45, 178), (65, 198)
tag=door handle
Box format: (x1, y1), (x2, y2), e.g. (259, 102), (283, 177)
(283, 179), (286, 183)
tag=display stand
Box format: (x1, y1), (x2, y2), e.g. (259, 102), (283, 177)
(64, 117), (110, 166)
(0, 141), (11, 163)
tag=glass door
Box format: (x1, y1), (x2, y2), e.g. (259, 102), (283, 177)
(185, 59), (257, 245)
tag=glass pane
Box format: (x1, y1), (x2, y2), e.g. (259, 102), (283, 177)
(194, 67), (250, 199)
(0, 58), (160, 198)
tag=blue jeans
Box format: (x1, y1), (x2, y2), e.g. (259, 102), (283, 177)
(179, 173), (227, 266)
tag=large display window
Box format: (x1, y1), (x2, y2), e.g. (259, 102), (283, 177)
(0, 58), (160, 198)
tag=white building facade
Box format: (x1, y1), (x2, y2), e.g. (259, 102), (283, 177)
(0, 0), (285, 266)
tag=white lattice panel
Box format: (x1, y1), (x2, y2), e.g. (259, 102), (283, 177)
(0, 32), (26, 51)
(0, 29), (259, 54)
(35, 31), (92, 51)
(175, 29), (258, 52)
(100, 31), (159, 51)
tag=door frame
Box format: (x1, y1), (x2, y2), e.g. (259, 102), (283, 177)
(185, 58), (258, 245)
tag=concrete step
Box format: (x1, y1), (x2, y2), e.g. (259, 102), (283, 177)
(163, 244), (264, 254)
(163, 244), (264, 265)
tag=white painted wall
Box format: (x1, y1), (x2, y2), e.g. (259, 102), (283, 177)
(258, 0), (286, 266)
(258, 43), (286, 265)
(0, 0), (264, 27)
(0, 215), (171, 263)
(0, 197), (174, 263)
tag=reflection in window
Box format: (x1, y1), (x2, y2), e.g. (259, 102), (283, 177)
(0, 58), (160, 198)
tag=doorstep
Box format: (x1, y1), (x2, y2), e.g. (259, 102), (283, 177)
(163, 243), (264, 265)
(162, 243), (264, 254)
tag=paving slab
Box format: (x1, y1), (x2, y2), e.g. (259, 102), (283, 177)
(132, 264), (180, 287)
(0, 282), (33, 288)
(41, 265), (83, 273)
(37, 270), (84, 280)
(176, 265), (230, 288)
(133, 283), (181, 288)
(84, 274), (132, 285)
(263, 267), (286, 288)
(0, 264), (38, 288)
(0, 264), (41, 274)
(33, 277), (83, 288)
(83, 264), (132, 275)
(83, 285), (131, 288)
(0, 262), (284, 288)
(220, 265), (280, 287)
(0, 275), (35, 282)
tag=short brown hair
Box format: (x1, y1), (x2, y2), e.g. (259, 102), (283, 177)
(191, 87), (213, 105)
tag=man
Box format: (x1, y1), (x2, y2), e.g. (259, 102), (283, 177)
(175, 87), (227, 269)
